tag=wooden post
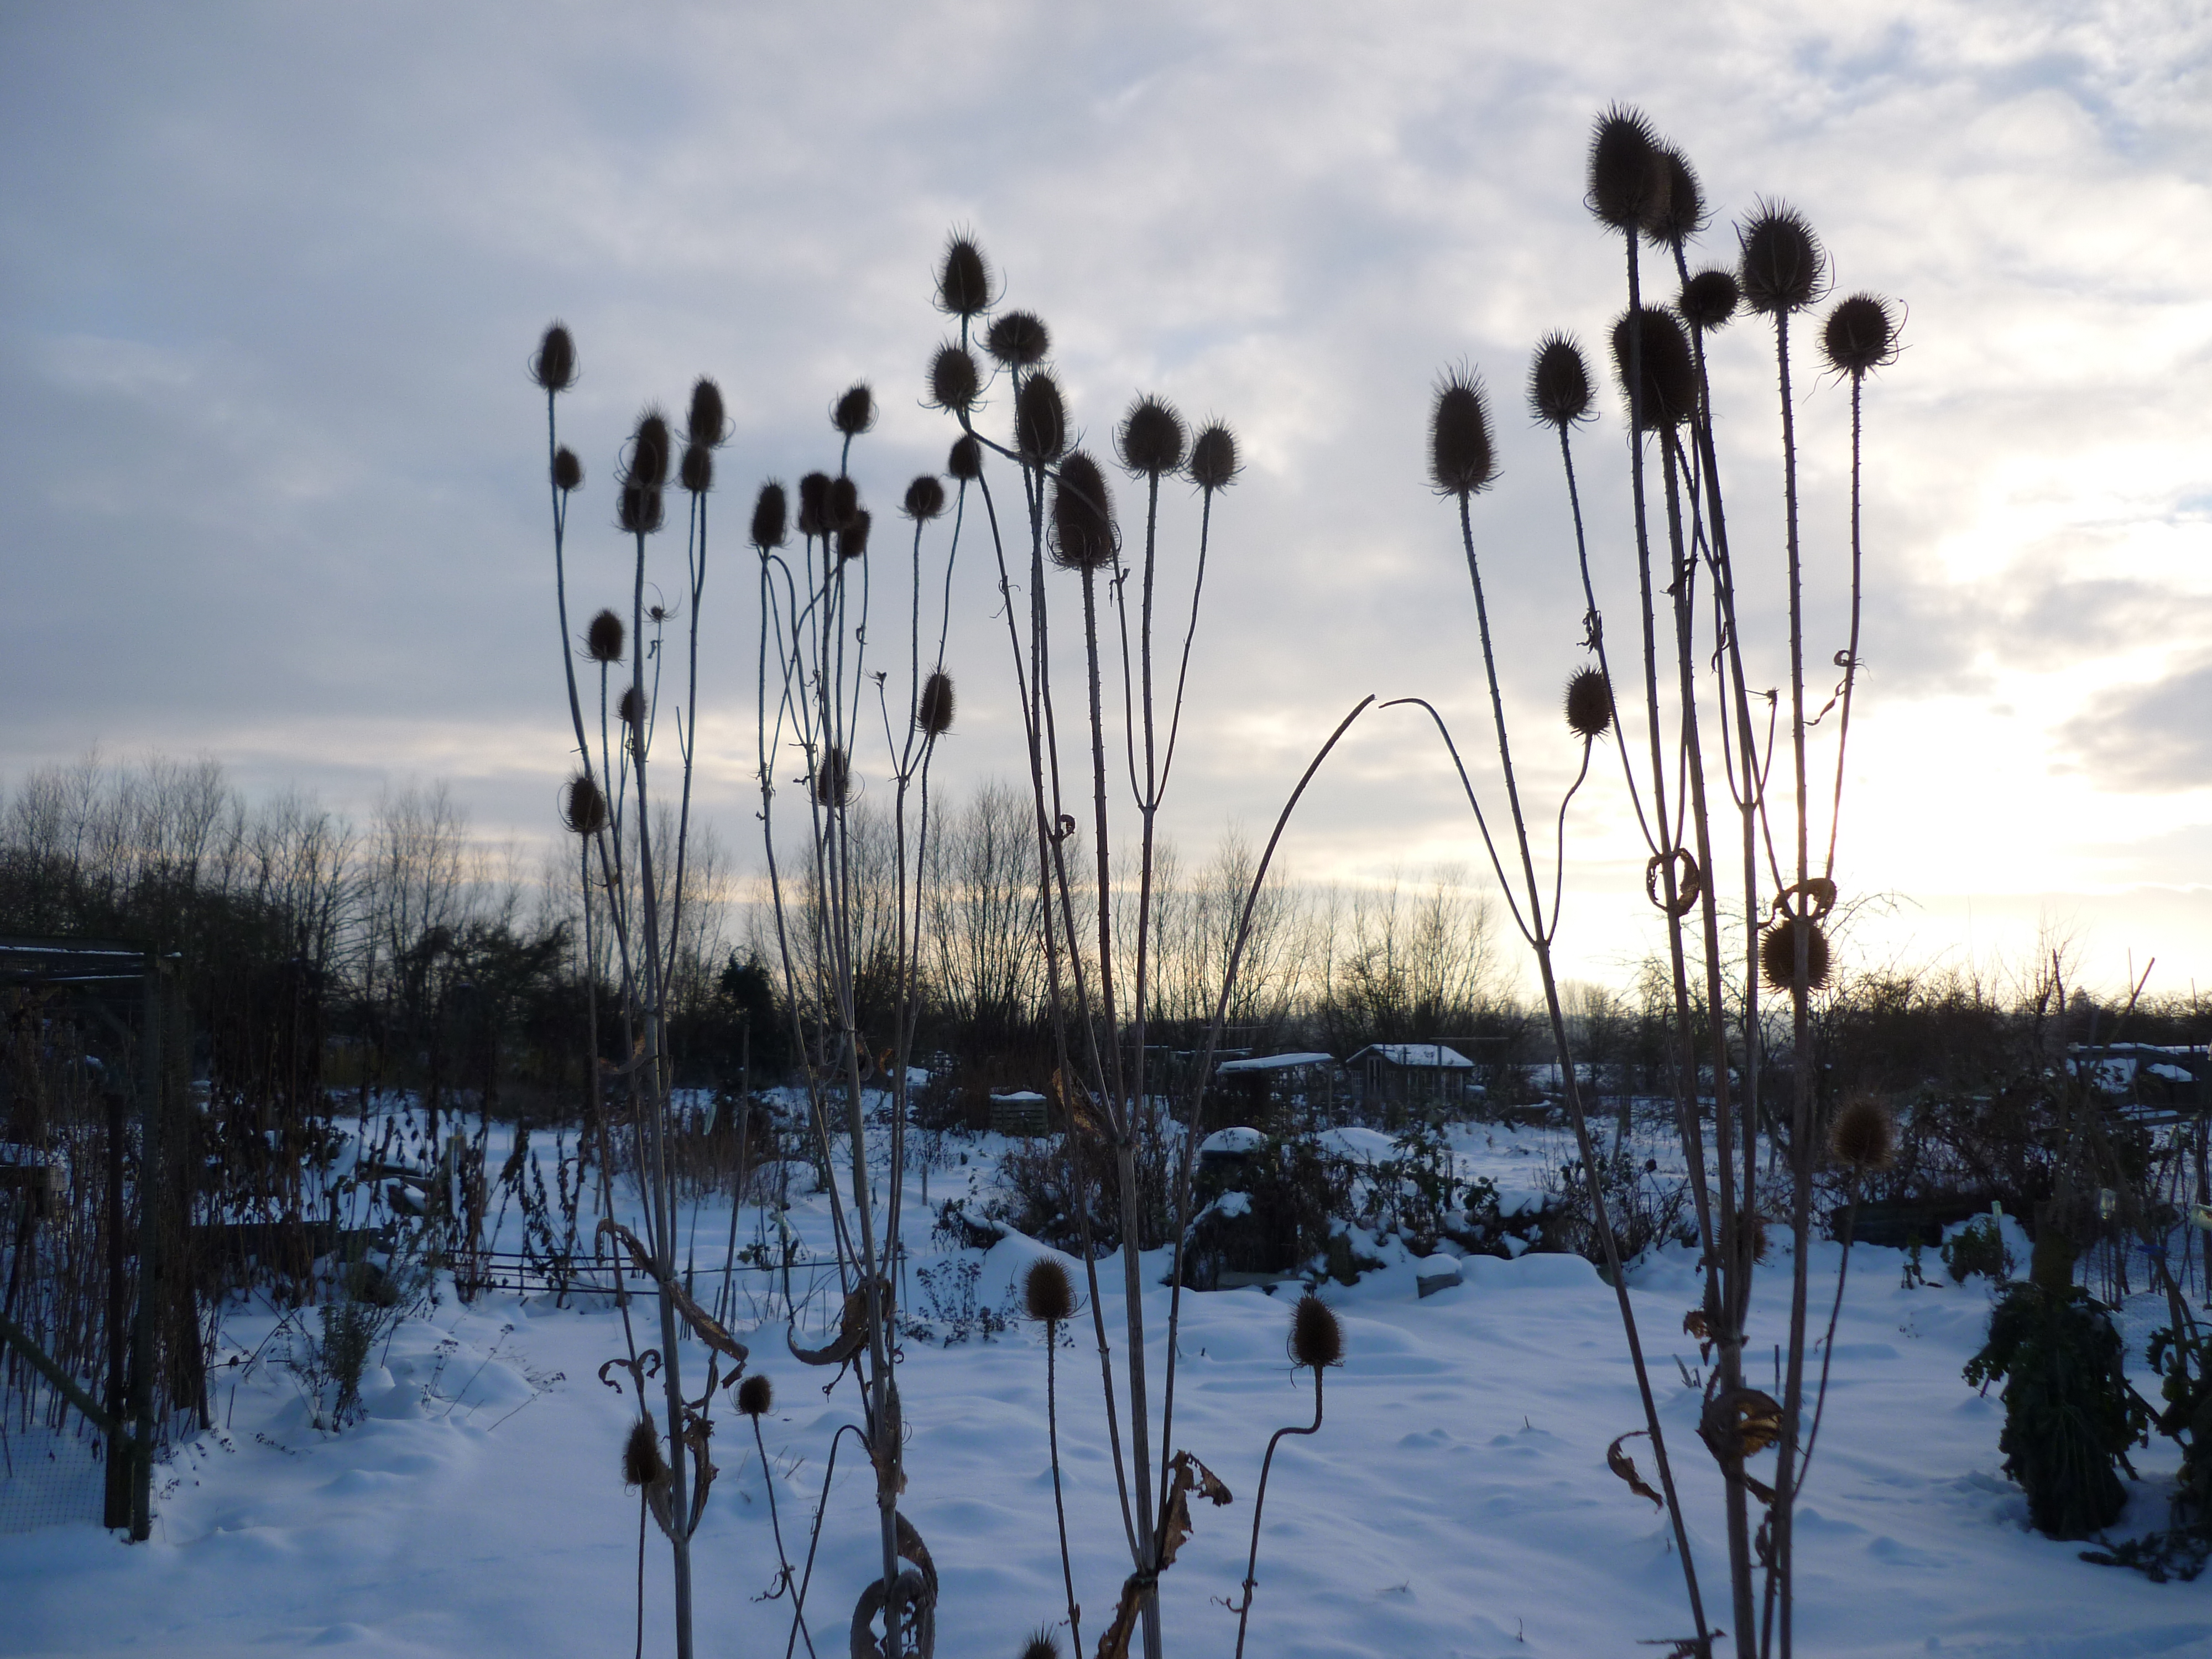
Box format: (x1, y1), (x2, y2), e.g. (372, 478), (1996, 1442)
(127, 953), (160, 1542)
(103, 1087), (131, 1530)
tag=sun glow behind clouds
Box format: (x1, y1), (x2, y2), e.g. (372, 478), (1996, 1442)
(1, 1), (2209, 995)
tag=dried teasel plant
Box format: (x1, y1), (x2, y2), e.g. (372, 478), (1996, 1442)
(1424, 103), (1902, 1659)
(534, 322), (745, 1659)
(1232, 1296), (1343, 1658)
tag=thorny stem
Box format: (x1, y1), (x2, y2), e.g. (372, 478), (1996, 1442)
(1453, 488), (1709, 1646)
(1233, 1366), (1323, 1659)
(1046, 1318), (1082, 1657)
(1770, 304), (1814, 1659)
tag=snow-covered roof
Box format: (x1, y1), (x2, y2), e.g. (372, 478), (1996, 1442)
(1198, 1126), (1267, 1156)
(1215, 1051), (1334, 1075)
(989, 1090), (1047, 1103)
(1348, 1043), (1475, 1070)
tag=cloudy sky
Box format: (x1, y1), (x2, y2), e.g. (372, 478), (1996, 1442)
(3, 1), (2208, 998)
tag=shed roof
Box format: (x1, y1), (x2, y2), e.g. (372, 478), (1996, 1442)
(1215, 1051), (1334, 1075)
(1346, 1043), (1475, 1070)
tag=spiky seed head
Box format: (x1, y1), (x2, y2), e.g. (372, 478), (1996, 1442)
(532, 323), (576, 392)
(1430, 369), (1497, 497)
(737, 1373), (774, 1417)
(948, 435), (983, 482)
(796, 472), (831, 538)
(937, 234), (992, 317)
(1049, 451), (1117, 571)
(813, 747), (852, 807)
(1119, 395), (1186, 477)
(688, 377), (727, 447)
(1738, 202), (1828, 316)
(552, 446), (583, 493)
(1564, 667), (1613, 739)
(1015, 373), (1068, 465)
(826, 476), (859, 532)
(618, 685), (647, 729)
(562, 774), (607, 836)
(1759, 917), (1832, 995)
(1643, 145), (1705, 247)
(1679, 268), (1741, 332)
(629, 411), (671, 488)
(1187, 422), (1239, 492)
(1588, 105), (1666, 231)
(832, 382), (876, 437)
(903, 476), (947, 521)
(836, 509), (871, 562)
(1610, 309), (1698, 430)
(985, 310), (1051, 369)
(622, 1417), (667, 1488)
(1829, 1097), (1895, 1173)
(618, 482), (665, 535)
(680, 442), (713, 495)
(1290, 1293), (1344, 1369)
(930, 343), (980, 412)
(1024, 1256), (1073, 1322)
(1821, 293), (1900, 379)
(1528, 334), (1593, 430)
(1019, 1630), (1061, 1659)
(586, 608), (626, 664)
(752, 481), (789, 549)
(916, 671), (955, 735)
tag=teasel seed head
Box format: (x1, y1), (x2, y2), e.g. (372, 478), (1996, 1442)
(903, 475), (947, 521)
(1587, 105), (1667, 232)
(687, 377), (727, 447)
(618, 685), (646, 729)
(1610, 308), (1698, 430)
(1642, 144), (1706, 248)
(622, 1417), (667, 1489)
(1118, 395), (1186, 477)
(1187, 421), (1239, 493)
(1048, 451), (1117, 571)
(832, 382), (876, 437)
(948, 435), (983, 482)
(1015, 372), (1068, 465)
(985, 309), (1051, 369)
(680, 442), (713, 495)
(827, 475), (860, 532)
(836, 509), (871, 562)
(1024, 1256), (1073, 1322)
(532, 322), (576, 393)
(930, 342), (981, 413)
(1738, 201), (1828, 316)
(1430, 368), (1497, 497)
(1821, 292), (1900, 379)
(813, 746), (852, 807)
(1290, 1292), (1344, 1370)
(796, 472), (831, 538)
(586, 608), (626, 664)
(1759, 917), (1832, 995)
(751, 481), (789, 550)
(916, 670), (956, 735)
(551, 448), (583, 495)
(1679, 267), (1741, 332)
(617, 481), (665, 535)
(628, 410), (671, 488)
(1829, 1097), (1895, 1174)
(1528, 333), (1594, 430)
(937, 233), (992, 318)
(562, 773), (607, 836)
(1564, 666), (1613, 739)
(1019, 1631), (1061, 1659)
(737, 1374), (774, 1418)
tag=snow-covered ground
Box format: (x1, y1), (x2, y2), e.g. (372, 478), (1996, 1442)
(3, 1112), (2208, 1658)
